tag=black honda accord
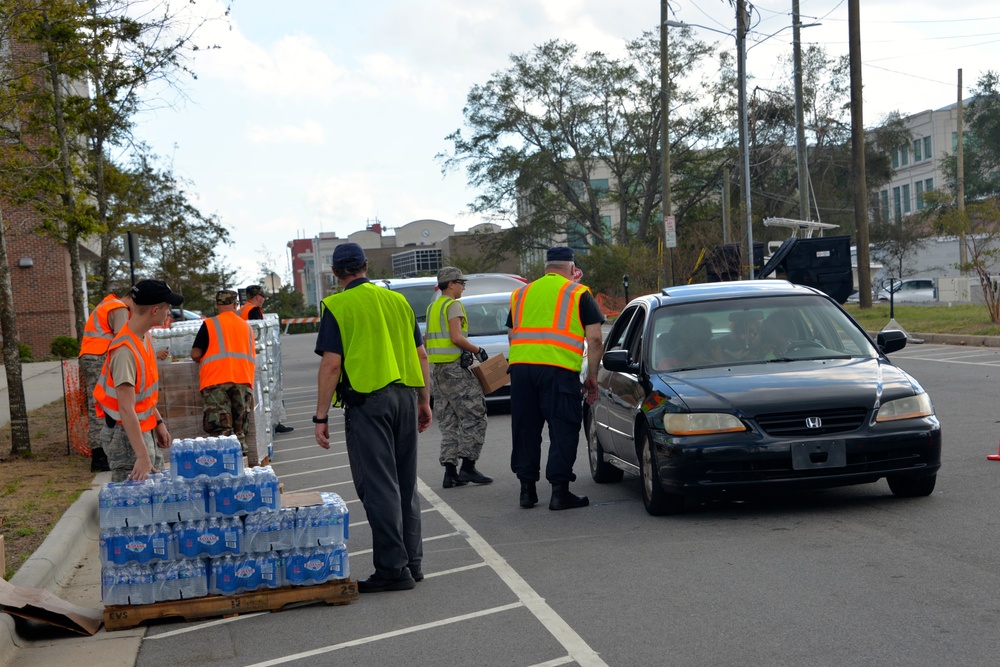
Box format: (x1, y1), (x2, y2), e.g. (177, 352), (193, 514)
(585, 280), (941, 515)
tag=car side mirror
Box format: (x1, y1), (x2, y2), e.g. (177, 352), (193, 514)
(602, 349), (639, 373)
(876, 329), (907, 354)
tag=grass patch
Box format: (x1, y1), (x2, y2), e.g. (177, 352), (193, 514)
(843, 303), (1000, 336)
(0, 399), (94, 580)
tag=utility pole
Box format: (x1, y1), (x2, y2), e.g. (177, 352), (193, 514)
(957, 69), (967, 272)
(792, 0), (810, 221)
(849, 0), (871, 308)
(722, 167), (731, 244)
(736, 0), (754, 278)
(660, 0), (675, 286)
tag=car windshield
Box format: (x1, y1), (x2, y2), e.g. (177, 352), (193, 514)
(464, 300), (510, 337)
(393, 286), (437, 323)
(648, 295), (877, 372)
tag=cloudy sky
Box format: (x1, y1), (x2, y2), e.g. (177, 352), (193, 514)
(131, 0), (1000, 283)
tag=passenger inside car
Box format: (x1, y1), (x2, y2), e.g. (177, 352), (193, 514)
(720, 311), (765, 360)
(655, 316), (723, 370)
(762, 311), (796, 358)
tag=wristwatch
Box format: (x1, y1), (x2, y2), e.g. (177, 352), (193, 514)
(312, 415), (329, 424)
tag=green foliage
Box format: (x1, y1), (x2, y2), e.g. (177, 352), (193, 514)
(49, 335), (79, 358)
(581, 243), (664, 299)
(18, 343), (32, 361)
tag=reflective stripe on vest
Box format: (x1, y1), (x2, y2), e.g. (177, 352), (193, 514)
(238, 303), (256, 320)
(79, 294), (127, 356)
(508, 274), (586, 371)
(425, 296), (466, 362)
(198, 312), (256, 389)
(93, 325), (159, 430)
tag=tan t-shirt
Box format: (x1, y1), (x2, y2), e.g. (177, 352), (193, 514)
(108, 307), (129, 336)
(445, 300), (466, 327)
(108, 341), (139, 387)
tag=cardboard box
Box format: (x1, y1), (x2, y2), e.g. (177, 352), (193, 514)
(472, 354), (509, 395)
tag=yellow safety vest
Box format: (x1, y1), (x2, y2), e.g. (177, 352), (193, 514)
(508, 274), (587, 372)
(321, 282), (424, 395)
(425, 296), (467, 363)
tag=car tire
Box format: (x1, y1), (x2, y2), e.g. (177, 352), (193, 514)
(586, 407), (623, 484)
(887, 473), (936, 498)
(638, 428), (685, 516)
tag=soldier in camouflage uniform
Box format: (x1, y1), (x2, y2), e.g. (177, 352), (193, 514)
(425, 267), (492, 488)
(190, 290), (256, 452)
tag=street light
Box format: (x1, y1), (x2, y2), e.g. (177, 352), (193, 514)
(665, 18), (754, 278)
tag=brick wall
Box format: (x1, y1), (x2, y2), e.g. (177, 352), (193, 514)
(3, 200), (76, 358)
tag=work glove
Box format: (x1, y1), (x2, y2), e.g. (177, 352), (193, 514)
(460, 350), (474, 368)
(476, 347), (489, 363)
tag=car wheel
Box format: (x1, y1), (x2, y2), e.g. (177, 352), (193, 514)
(887, 473), (936, 498)
(638, 428), (684, 516)
(586, 407), (623, 484)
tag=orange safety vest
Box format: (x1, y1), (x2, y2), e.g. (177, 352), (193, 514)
(508, 273), (587, 372)
(198, 311), (256, 390)
(93, 324), (159, 431)
(238, 303), (260, 320)
(79, 294), (128, 356)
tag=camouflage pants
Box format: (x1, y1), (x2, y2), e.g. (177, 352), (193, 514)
(79, 353), (106, 453)
(104, 425), (163, 483)
(431, 360), (487, 466)
(201, 383), (253, 452)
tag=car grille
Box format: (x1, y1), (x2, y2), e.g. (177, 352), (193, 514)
(755, 408), (868, 437)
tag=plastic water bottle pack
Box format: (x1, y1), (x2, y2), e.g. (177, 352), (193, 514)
(209, 553), (282, 596)
(175, 517), (244, 559)
(170, 436), (244, 480)
(282, 544), (349, 587)
(98, 481), (154, 529)
(208, 466), (280, 516)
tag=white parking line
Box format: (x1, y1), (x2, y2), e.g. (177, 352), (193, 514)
(270, 452), (347, 465)
(242, 602), (524, 667)
(528, 658), (574, 667)
(278, 464), (351, 478)
(893, 354), (1000, 366)
(145, 612), (269, 640)
(424, 562), (488, 579)
(291, 480), (355, 492)
(350, 531), (462, 557)
(349, 507), (436, 528)
(418, 479), (608, 667)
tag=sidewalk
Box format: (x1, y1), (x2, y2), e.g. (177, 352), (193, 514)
(0, 361), (66, 428)
(0, 361), (144, 666)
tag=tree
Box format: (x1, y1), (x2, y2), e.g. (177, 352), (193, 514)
(868, 205), (929, 286)
(933, 195), (1000, 322)
(440, 29), (727, 267)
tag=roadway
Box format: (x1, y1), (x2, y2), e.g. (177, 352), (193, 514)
(133, 334), (1000, 666)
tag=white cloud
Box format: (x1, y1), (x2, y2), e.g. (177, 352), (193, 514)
(246, 119), (327, 145)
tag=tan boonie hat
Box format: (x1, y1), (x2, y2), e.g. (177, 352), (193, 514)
(216, 290), (238, 305)
(437, 266), (465, 284)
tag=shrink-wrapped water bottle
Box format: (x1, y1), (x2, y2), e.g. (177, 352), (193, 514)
(221, 516), (243, 556)
(176, 559), (208, 599)
(98, 484), (116, 528)
(153, 561), (180, 602)
(128, 563), (155, 605)
(283, 548), (307, 586)
(258, 553), (281, 590)
(232, 554), (261, 594)
(149, 523), (175, 562)
(327, 543), (350, 581)
(276, 508), (296, 551)
(101, 566), (131, 605)
(123, 525), (153, 564)
(210, 555), (239, 596)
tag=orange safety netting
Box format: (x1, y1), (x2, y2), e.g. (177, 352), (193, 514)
(62, 359), (91, 456)
(595, 293), (624, 318)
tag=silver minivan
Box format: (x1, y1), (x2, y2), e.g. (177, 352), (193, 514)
(877, 279), (936, 303)
(376, 273), (527, 332)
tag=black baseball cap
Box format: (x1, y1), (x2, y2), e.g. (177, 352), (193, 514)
(130, 279), (184, 306)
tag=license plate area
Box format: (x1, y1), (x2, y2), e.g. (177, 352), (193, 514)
(791, 440), (846, 470)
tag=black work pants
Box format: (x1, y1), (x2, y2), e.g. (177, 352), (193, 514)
(344, 383), (422, 579)
(509, 364), (584, 484)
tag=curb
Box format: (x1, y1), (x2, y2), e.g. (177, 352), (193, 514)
(1, 475), (103, 666)
(910, 332), (1000, 347)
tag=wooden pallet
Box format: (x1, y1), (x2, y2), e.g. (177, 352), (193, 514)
(103, 579), (358, 631)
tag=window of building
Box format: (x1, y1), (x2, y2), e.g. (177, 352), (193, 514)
(880, 190), (889, 221)
(923, 136), (931, 161)
(900, 147), (908, 167)
(952, 132), (958, 152)
(892, 186), (901, 220)
(567, 220), (590, 254)
(590, 179), (610, 194)
(391, 247), (442, 277)
(925, 178), (934, 192)
(915, 180), (924, 210)
(891, 151), (899, 169)
(913, 138), (922, 162)
(902, 184), (911, 213)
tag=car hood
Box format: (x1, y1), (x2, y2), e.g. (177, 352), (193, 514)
(652, 357), (925, 416)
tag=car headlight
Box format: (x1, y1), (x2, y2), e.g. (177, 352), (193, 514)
(664, 413), (747, 436)
(875, 393), (934, 422)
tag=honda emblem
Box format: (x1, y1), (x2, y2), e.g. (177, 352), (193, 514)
(805, 417), (823, 429)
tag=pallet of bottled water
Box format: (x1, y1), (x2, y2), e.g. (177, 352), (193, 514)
(100, 435), (351, 609)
